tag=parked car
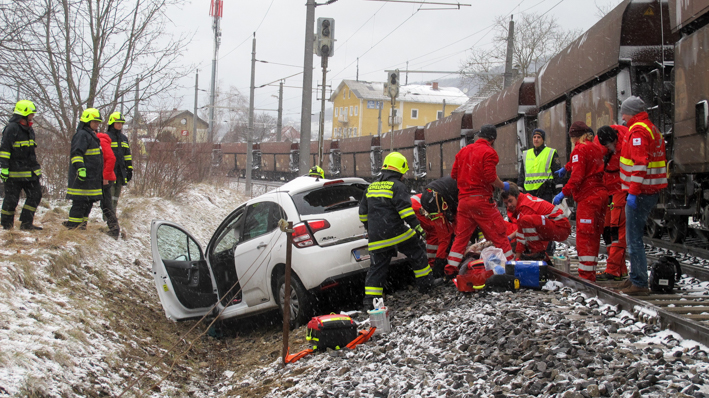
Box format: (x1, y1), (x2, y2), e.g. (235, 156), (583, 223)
(150, 176), (371, 325)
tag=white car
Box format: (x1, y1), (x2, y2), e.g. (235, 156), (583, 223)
(150, 176), (371, 325)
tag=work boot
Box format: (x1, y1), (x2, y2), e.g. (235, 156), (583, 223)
(620, 284), (650, 296)
(596, 272), (622, 282)
(107, 228), (120, 240)
(62, 221), (81, 230)
(616, 279), (632, 290)
(361, 297), (375, 312)
(79, 221), (87, 231)
(19, 223), (43, 231)
(1, 223), (12, 230)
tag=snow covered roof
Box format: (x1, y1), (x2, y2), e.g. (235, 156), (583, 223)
(330, 79), (469, 105)
(137, 110), (208, 127)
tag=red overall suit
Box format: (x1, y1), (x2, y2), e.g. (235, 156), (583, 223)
(411, 194), (455, 267)
(508, 193), (571, 256)
(562, 141), (608, 282)
(594, 125), (629, 278)
(447, 139), (514, 270)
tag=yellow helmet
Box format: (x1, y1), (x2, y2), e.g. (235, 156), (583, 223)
(308, 165), (325, 179)
(14, 100), (36, 117)
(108, 112), (126, 125)
(80, 108), (103, 123)
(382, 152), (409, 175)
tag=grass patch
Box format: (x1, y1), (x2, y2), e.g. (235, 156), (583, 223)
(48, 250), (83, 280)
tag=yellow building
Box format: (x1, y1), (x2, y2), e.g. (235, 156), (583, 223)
(330, 80), (469, 138)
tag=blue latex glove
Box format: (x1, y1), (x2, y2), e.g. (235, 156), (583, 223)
(503, 181), (510, 192)
(554, 167), (566, 177)
(552, 192), (565, 205)
(627, 194), (637, 209)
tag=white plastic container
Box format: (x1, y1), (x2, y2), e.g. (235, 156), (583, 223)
(367, 298), (391, 334)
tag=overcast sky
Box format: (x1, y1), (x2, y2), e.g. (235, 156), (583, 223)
(166, 0), (623, 126)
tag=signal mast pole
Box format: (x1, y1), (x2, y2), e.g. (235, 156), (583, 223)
(208, 0), (223, 144)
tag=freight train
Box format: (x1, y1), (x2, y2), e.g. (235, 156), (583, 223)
(219, 0), (709, 243)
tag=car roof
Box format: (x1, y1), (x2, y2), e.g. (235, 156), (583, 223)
(274, 176), (369, 196)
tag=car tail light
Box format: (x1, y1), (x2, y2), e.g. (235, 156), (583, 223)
(292, 220), (331, 248)
(323, 179), (344, 186)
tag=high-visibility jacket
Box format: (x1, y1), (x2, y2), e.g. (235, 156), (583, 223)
(562, 141), (607, 202)
(66, 123), (103, 200)
(358, 170), (421, 252)
(411, 194), (455, 260)
(521, 146), (556, 191)
(0, 115), (42, 181)
(593, 125), (628, 195)
(451, 138), (499, 198)
(620, 112), (667, 195)
(106, 126), (133, 185)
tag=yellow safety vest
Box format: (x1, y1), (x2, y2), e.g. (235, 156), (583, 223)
(523, 147), (556, 191)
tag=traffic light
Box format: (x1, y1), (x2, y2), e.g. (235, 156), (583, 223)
(386, 69), (400, 98)
(316, 17), (335, 57)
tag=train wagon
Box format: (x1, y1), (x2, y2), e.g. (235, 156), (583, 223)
(423, 112), (473, 181)
(259, 141), (294, 181)
(339, 135), (378, 179)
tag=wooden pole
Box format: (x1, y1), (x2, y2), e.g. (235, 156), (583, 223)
(281, 221), (294, 366)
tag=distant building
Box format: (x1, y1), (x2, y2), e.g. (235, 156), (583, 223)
(127, 109), (209, 143)
(329, 80), (469, 138)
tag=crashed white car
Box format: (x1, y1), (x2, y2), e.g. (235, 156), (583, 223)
(150, 177), (371, 324)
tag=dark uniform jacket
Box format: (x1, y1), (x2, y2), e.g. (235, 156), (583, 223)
(67, 122), (103, 200)
(358, 170), (421, 252)
(106, 126), (132, 185)
(0, 115), (42, 181)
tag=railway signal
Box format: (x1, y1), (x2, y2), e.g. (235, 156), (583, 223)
(316, 17), (335, 57)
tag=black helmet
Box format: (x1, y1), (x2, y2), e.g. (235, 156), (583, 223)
(597, 126), (617, 146)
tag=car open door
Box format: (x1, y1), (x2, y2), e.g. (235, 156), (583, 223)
(151, 220), (217, 321)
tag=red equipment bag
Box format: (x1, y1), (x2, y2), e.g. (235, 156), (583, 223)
(455, 258), (493, 292)
(306, 314), (358, 351)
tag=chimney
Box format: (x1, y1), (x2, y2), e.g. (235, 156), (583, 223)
(432, 82), (439, 90)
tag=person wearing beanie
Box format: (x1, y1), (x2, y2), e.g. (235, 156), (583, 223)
(553, 121), (608, 282)
(97, 131), (120, 238)
(0, 100), (43, 231)
(593, 125), (630, 281)
(446, 124), (514, 279)
(617, 96), (668, 296)
(105, 112), (132, 214)
(517, 128), (563, 203)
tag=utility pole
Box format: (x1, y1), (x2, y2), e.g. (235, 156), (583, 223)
(132, 78), (139, 157)
(318, 58), (328, 167)
(405, 61), (409, 85)
(299, 0), (316, 175)
(503, 15), (515, 89)
(390, 97), (395, 151)
(276, 81), (283, 142)
(377, 101), (383, 137)
(356, 58), (359, 82)
(246, 33), (256, 197)
(208, 0), (223, 143)
(16, 87), (20, 102)
(441, 99), (446, 119)
(193, 71), (199, 144)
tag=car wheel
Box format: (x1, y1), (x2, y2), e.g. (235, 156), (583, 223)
(277, 274), (312, 327)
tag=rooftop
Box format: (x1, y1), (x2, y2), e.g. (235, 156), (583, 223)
(330, 79), (469, 105)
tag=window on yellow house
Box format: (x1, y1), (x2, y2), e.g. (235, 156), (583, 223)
(354, 127), (357, 136)
(437, 111), (444, 120)
(349, 106), (353, 116)
(335, 107), (338, 117)
(411, 109), (418, 119)
(354, 106), (358, 116)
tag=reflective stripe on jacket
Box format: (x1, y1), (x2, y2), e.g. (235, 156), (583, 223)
(0, 115), (41, 181)
(522, 147), (555, 191)
(67, 123), (103, 200)
(619, 113), (668, 195)
(107, 126), (132, 185)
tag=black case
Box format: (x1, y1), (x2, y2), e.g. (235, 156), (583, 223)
(306, 314), (358, 351)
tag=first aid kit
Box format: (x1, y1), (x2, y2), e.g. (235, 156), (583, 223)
(306, 314), (358, 351)
(505, 260), (549, 289)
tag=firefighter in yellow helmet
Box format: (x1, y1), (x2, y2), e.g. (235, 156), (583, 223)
(63, 108), (104, 230)
(308, 165), (325, 179)
(105, 112), (132, 212)
(358, 152), (438, 310)
(1, 100), (43, 230)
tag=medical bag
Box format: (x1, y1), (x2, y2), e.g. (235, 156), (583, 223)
(306, 314), (358, 351)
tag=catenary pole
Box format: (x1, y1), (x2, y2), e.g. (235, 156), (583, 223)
(193, 71), (199, 144)
(503, 15), (515, 89)
(277, 81), (284, 141)
(299, 0), (316, 175)
(318, 57), (328, 167)
(246, 33), (256, 197)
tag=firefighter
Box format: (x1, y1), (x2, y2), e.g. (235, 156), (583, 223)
(308, 165), (325, 179)
(411, 192), (455, 278)
(553, 121), (608, 282)
(0, 100), (43, 230)
(447, 124), (514, 278)
(419, 176), (458, 276)
(358, 152), (436, 310)
(501, 182), (570, 260)
(63, 108), (104, 230)
(517, 128), (563, 202)
(594, 125), (629, 281)
(97, 130), (120, 238)
(105, 112), (132, 213)
(617, 96), (668, 296)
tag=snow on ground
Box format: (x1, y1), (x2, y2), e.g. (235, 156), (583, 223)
(0, 182), (245, 397)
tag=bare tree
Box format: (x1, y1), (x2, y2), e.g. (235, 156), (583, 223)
(0, 0), (192, 144)
(595, 0), (622, 18)
(460, 12), (581, 97)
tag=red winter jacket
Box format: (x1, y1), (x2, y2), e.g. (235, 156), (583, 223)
(451, 138), (499, 198)
(593, 125), (628, 196)
(507, 193), (562, 221)
(97, 133), (116, 181)
(562, 141), (607, 202)
(620, 112), (668, 195)
(412, 194), (455, 260)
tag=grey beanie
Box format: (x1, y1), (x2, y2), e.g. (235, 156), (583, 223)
(621, 96), (645, 116)
(478, 124), (497, 140)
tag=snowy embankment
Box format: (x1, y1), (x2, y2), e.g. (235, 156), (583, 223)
(0, 183), (243, 397)
(222, 285), (709, 398)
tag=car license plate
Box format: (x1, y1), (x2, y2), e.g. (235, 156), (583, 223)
(353, 247), (370, 262)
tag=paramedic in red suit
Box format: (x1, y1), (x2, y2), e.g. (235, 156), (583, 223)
(501, 182), (570, 258)
(553, 121), (608, 282)
(447, 124), (514, 275)
(411, 193), (455, 277)
(594, 125), (629, 281)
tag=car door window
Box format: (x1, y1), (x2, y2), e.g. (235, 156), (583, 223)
(157, 225), (203, 262)
(213, 211), (245, 254)
(242, 202), (286, 242)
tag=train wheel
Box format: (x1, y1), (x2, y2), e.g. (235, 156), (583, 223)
(667, 216), (688, 244)
(645, 218), (664, 239)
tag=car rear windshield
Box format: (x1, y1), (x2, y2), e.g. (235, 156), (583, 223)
(291, 183), (367, 216)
